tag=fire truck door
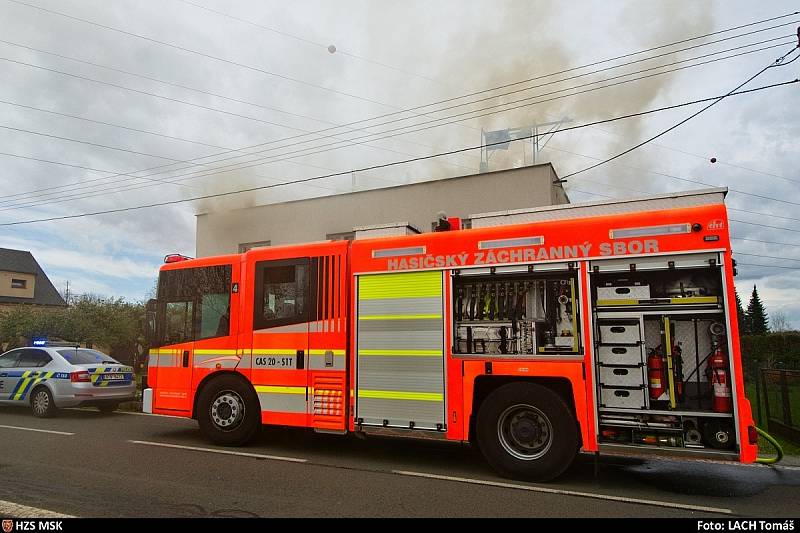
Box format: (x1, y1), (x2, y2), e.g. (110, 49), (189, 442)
(356, 271), (446, 430)
(251, 258), (311, 426)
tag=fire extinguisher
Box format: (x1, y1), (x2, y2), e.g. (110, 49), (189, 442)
(710, 342), (732, 413)
(648, 347), (665, 400)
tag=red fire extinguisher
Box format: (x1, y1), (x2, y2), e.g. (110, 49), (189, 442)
(710, 343), (732, 413)
(648, 348), (665, 400)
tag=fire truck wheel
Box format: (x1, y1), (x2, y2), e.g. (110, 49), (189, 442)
(197, 374), (260, 446)
(476, 382), (578, 481)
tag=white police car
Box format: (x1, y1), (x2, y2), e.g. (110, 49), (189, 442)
(0, 344), (135, 417)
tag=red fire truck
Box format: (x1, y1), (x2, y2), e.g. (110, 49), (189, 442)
(143, 187), (757, 481)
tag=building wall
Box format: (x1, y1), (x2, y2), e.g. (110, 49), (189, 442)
(197, 164), (568, 257)
(0, 271), (36, 299)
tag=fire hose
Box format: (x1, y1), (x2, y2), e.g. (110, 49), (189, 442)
(755, 426), (784, 465)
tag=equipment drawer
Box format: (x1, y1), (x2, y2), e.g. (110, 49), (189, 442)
(596, 344), (644, 365)
(597, 284), (651, 301)
(599, 386), (647, 410)
(597, 322), (640, 344)
(598, 365), (646, 388)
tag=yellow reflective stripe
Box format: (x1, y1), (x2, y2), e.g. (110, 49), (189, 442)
(358, 349), (442, 357)
(308, 349), (346, 356)
(359, 314), (441, 321)
(46, 371), (55, 378)
(359, 271), (442, 300)
(251, 349), (298, 355)
(14, 376), (33, 400)
(194, 349), (238, 355)
(358, 390), (443, 402)
(149, 349), (180, 355)
(254, 385), (306, 395)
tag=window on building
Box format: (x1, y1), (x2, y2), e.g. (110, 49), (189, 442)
(254, 259), (309, 329)
(326, 231), (355, 242)
(239, 241), (271, 253)
(11, 278), (26, 289)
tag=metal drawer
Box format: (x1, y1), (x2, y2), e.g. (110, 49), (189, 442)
(597, 322), (640, 344)
(599, 386), (647, 410)
(596, 344), (643, 365)
(598, 365), (646, 388)
(597, 284), (651, 301)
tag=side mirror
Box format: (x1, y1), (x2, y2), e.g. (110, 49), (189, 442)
(145, 299), (157, 345)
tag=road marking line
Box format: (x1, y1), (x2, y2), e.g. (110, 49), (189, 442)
(0, 499), (74, 518)
(0, 424), (74, 436)
(129, 440), (307, 463)
(393, 470), (732, 515)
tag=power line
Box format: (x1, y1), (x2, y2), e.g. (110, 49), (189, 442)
(0, 28), (792, 207)
(3, 40), (792, 211)
(737, 262), (800, 270)
(730, 219), (800, 234)
(5, 0), (412, 111)
(0, 77), (794, 226)
(0, 16), (793, 205)
(734, 237), (800, 247)
(735, 252), (800, 263)
(560, 46), (800, 180)
(174, 0), (441, 84)
(0, 39), (481, 169)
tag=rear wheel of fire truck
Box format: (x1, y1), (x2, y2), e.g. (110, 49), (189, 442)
(197, 374), (260, 446)
(476, 382), (578, 481)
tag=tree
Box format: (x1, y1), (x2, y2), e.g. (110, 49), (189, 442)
(770, 311), (792, 333)
(746, 285), (770, 335)
(735, 288), (749, 336)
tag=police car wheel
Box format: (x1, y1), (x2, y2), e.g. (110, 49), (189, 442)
(30, 386), (58, 418)
(476, 382), (578, 482)
(197, 374), (259, 446)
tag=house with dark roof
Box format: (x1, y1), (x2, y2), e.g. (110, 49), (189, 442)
(0, 248), (66, 308)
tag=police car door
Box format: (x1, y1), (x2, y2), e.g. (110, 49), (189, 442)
(10, 349), (53, 403)
(0, 349), (22, 402)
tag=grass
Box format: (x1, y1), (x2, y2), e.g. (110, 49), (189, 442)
(745, 381), (800, 456)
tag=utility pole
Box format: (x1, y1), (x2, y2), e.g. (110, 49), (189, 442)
(64, 280), (71, 305)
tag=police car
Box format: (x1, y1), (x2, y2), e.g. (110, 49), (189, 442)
(0, 343), (135, 417)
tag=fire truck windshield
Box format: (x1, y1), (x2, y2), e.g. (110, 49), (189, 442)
(154, 265), (232, 346)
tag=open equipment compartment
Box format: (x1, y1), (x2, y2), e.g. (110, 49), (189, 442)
(452, 265), (581, 357)
(591, 252), (739, 454)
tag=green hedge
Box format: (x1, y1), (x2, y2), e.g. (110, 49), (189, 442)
(740, 332), (800, 377)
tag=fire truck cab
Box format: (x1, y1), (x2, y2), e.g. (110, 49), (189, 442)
(144, 187), (757, 481)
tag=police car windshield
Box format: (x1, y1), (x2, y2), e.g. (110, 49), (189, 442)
(56, 348), (119, 365)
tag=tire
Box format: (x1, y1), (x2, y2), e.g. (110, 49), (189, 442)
(476, 382), (579, 481)
(30, 386), (58, 418)
(98, 403), (119, 414)
(196, 374), (260, 446)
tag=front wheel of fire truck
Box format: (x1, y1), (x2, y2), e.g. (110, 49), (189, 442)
(476, 382), (578, 481)
(197, 374), (260, 446)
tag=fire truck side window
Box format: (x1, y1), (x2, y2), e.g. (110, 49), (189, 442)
(157, 265), (232, 345)
(165, 301), (193, 344)
(254, 260), (309, 329)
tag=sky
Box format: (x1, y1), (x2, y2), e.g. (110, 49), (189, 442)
(0, 0), (798, 326)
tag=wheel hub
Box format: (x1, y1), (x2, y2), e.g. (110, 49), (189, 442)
(210, 391), (244, 431)
(498, 404), (553, 461)
(33, 391), (48, 413)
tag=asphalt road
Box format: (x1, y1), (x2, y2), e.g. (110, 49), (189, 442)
(0, 406), (798, 518)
